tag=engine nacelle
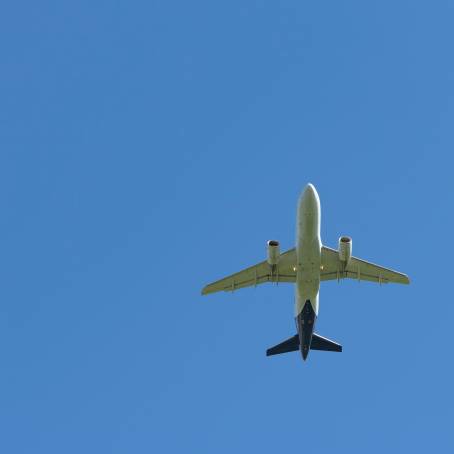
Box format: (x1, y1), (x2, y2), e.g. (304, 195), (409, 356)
(267, 240), (280, 266)
(338, 236), (352, 263)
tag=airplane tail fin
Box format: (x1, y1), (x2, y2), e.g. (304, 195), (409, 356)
(266, 333), (342, 356)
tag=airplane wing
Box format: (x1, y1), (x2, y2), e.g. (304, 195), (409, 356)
(320, 246), (410, 285)
(202, 248), (297, 295)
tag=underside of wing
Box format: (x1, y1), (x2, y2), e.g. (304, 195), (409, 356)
(202, 248), (296, 295)
(321, 246), (410, 285)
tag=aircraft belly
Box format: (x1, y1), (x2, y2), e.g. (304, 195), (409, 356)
(295, 183), (322, 318)
(295, 238), (321, 316)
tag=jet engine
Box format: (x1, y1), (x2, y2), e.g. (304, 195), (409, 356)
(267, 240), (280, 266)
(338, 236), (352, 263)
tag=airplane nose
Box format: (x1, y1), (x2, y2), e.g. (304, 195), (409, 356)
(304, 183), (316, 197)
(301, 183), (318, 204)
(298, 183), (320, 215)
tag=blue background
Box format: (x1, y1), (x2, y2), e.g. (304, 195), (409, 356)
(1, 1), (453, 452)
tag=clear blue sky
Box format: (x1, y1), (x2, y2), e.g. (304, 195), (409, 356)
(1, 1), (453, 453)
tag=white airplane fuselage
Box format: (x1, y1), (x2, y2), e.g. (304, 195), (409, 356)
(295, 184), (322, 360)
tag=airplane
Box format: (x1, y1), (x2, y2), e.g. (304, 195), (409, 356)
(201, 183), (410, 362)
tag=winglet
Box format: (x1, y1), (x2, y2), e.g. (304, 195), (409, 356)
(397, 273), (411, 285)
(201, 284), (216, 295)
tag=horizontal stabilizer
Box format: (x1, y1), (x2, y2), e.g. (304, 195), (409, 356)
(310, 333), (342, 352)
(266, 335), (299, 356)
(266, 333), (342, 356)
